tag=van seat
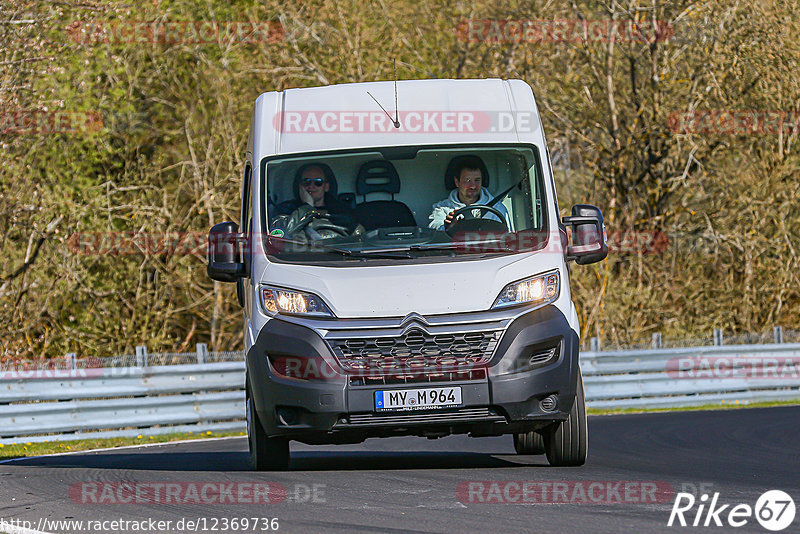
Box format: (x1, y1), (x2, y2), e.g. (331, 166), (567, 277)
(353, 161), (416, 230)
(338, 192), (356, 209)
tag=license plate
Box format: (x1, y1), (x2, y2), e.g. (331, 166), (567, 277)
(374, 387), (462, 411)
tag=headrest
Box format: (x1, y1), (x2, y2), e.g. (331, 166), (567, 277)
(444, 155), (489, 190)
(294, 162), (338, 199)
(356, 160), (401, 196)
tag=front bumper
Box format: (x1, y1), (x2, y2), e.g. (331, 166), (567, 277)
(246, 305), (579, 444)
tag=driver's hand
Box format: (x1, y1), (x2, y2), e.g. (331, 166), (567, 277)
(444, 210), (455, 225)
(299, 187), (314, 206)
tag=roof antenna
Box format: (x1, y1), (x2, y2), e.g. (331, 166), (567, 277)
(393, 59), (400, 128)
(366, 59), (401, 129)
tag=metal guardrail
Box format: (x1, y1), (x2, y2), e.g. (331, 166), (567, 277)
(582, 343), (800, 410)
(0, 362), (245, 403)
(581, 326), (800, 352)
(0, 362), (247, 445)
(1, 344), (799, 444)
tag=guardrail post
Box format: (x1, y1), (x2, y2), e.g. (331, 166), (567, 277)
(713, 329), (723, 346)
(196, 343), (208, 364)
(590, 337), (600, 352)
(136, 345), (148, 367)
(774, 326), (783, 344)
(65, 353), (77, 371)
(652, 333), (662, 349)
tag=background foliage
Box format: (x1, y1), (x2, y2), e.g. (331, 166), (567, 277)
(1, 0), (798, 358)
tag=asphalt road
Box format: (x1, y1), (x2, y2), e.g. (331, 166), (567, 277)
(1, 407), (799, 534)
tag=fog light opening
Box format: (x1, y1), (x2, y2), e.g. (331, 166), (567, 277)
(540, 395), (558, 412)
(277, 407), (299, 425)
(528, 346), (558, 367)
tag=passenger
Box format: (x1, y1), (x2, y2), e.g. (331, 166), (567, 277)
(428, 155), (510, 231)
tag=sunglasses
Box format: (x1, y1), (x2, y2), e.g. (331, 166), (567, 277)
(301, 177), (327, 187)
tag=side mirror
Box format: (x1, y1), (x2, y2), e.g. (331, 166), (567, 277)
(562, 204), (608, 265)
(207, 221), (246, 282)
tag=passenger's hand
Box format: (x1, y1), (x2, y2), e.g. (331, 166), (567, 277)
(444, 210), (455, 225)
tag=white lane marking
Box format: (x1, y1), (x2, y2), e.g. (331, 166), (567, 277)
(0, 435), (246, 464)
(416, 502), (468, 509)
(0, 519), (53, 534)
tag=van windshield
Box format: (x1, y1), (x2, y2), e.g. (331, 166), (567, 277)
(262, 146), (548, 263)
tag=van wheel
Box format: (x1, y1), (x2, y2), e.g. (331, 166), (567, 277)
(513, 430), (545, 455)
(247, 393), (290, 471)
(543, 373), (588, 466)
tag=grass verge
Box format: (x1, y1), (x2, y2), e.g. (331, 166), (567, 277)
(588, 399), (800, 416)
(0, 430), (246, 460)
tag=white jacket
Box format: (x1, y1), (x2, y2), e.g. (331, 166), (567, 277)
(428, 188), (511, 231)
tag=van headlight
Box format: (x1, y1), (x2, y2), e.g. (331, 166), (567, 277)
(260, 286), (334, 317)
(492, 272), (560, 309)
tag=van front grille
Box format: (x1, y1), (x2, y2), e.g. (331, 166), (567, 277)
(347, 368), (487, 386)
(339, 408), (505, 426)
(327, 329), (501, 384)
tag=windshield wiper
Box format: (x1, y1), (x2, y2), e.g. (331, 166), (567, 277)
(323, 246), (413, 259)
(267, 236), (412, 259)
(408, 241), (519, 254)
(267, 236), (518, 258)
(345, 242), (519, 255)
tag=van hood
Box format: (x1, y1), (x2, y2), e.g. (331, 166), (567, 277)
(257, 252), (563, 318)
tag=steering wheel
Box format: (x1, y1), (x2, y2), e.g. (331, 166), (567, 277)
(445, 204), (508, 236)
(306, 218), (352, 240)
(274, 206), (349, 240)
(284, 208), (321, 235)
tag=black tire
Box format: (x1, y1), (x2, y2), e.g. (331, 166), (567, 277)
(247, 391), (290, 471)
(543, 372), (588, 466)
(513, 430), (545, 455)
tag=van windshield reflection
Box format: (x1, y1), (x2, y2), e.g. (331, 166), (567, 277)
(263, 146), (547, 262)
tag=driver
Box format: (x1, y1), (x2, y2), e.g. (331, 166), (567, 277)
(428, 155), (510, 231)
(271, 163), (360, 239)
(273, 163), (353, 219)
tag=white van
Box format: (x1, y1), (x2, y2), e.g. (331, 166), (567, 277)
(207, 79), (607, 470)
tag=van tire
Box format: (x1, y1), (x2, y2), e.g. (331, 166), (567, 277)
(513, 430), (545, 455)
(543, 373), (587, 466)
(247, 391), (290, 471)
